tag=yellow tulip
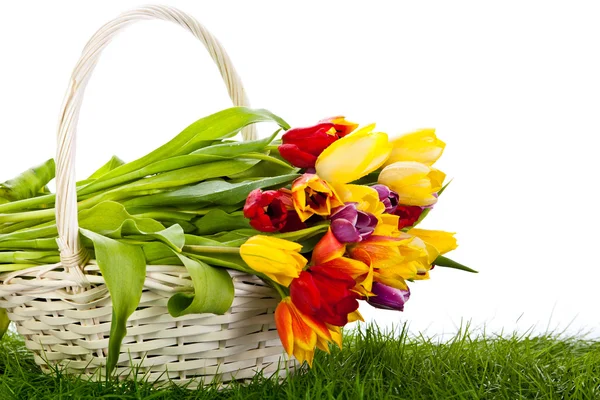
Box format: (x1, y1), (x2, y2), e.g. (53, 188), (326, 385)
(315, 124), (393, 184)
(378, 161), (445, 207)
(408, 228), (457, 254)
(240, 235), (308, 287)
(385, 128), (446, 166)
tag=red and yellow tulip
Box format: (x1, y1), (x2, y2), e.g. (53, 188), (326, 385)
(275, 297), (334, 366)
(291, 174), (343, 222)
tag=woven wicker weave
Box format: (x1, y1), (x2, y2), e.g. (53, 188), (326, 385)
(0, 5), (294, 387)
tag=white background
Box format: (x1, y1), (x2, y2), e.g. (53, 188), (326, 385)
(1, 1), (599, 339)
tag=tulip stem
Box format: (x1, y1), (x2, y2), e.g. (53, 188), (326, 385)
(183, 245), (240, 254)
(272, 283), (287, 300)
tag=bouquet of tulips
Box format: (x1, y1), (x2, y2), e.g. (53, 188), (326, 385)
(0, 107), (473, 372)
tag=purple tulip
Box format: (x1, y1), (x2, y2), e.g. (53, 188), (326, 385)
(330, 203), (378, 243)
(371, 184), (399, 213)
(367, 282), (411, 311)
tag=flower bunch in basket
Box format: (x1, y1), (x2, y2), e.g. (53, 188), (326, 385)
(0, 107), (473, 374)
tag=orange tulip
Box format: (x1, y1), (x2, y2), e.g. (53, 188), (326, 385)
(275, 297), (333, 366)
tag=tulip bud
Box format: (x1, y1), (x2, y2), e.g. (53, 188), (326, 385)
(385, 128), (446, 166)
(316, 125), (393, 184)
(378, 161), (445, 207)
(367, 282), (410, 311)
(240, 236), (308, 287)
(278, 123), (338, 168)
(243, 189), (288, 232)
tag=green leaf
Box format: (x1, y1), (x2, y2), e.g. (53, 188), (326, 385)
(194, 210), (250, 235)
(89, 156), (126, 179)
(123, 174), (298, 208)
(350, 171), (381, 186)
(184, 234), (226, 247)
(434, 255), (478, 273)
(167, 254), (234, 318)
(79, 228), (146, 375)
(0, 308), (10, 339)
(90, 107), (289, 184)
(78, 201), (185, 251)
(141, 242), (182, 265)
(0, 159), (55, 201)
(191, 130), (279, 157)
(85, 160), (260, 206)
(227, 157), (297, 180)
(77, 154), (235, 196)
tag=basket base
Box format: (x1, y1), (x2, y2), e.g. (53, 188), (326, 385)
(0, 267), (297, 387)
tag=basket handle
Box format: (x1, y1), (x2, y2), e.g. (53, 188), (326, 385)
(55, 5), (254, 275)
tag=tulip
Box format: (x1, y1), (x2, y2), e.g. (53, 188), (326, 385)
(349, 235), (436, 288)
(318, 116), (359, 137)
(240, 236), (308, 287)
(290, 266), (359, 326)
(243, 189), (288, 232)
(278, 123), (339, 168)
(312, 229), (373, 294)
(316, 125), (393, 184)
(291, 174), (343, 222)
(371, 184), (399, 214)
(385, 128), (446, 166)
(275, 297), (333, 366)
(378, 161), (446, 207)
(367, 282), (411, 311)
(395, 205), (425, 229)
(330, 203), (378, 243)
(408, 228), (457, 254)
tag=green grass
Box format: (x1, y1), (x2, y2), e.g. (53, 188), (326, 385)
(1, 325), (599, 399)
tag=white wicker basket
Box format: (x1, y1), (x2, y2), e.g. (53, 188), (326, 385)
(0, 5), (294, 387)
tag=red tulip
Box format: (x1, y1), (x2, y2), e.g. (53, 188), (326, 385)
(243, 189), (288, 232)
(278, 117), (358, 168)
(290, 266), (359, 326)
(279, 123), (338, 168)
(319, 116), (359, 137)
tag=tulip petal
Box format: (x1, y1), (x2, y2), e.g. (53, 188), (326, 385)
(312, 229), (346, 265)
(331, 219), (362, 243)
(378, 161), (445, 207)
(408, 228), (458, 254)
(316, 126), (393, 184)
(274, 301), (294, 356)
(290, 272), (321, 316)
(278, 144), (318, 169)
(348, 310), (364, 323)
